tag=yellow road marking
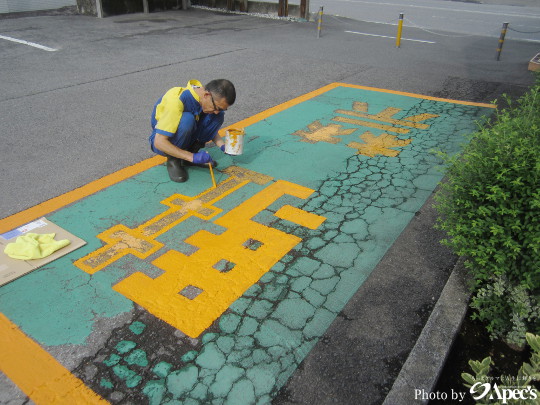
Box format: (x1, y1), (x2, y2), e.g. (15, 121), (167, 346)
(0, 156), (166, 234)
(334, 108), (438, 130)
(333, 115), (411, 134)
(274, 205), (326, 229)
(0, 83), (497, 400)
(348, 131), (413, 157)
(113, 180), (326, 337)
(75, 166), (268, 274)
(0, 313), (108, 404)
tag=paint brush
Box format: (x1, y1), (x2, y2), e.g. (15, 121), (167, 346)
(208, 163), (217, 189)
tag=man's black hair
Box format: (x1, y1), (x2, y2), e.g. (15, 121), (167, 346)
(205, 79), (236, 106)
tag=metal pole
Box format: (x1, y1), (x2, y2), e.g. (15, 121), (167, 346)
(396, 13), (404, 48)
(496, 22), (509, 61)
(142, 0), (149, 13)
(95, 0), (103, 18)
(300, 0), (309, 20)
(317, 6), (323, 38)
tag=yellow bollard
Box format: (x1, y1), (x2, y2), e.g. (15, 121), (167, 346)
(317, 6), (323, 38)
(496, 22), (509, 61)
(396, 13), (404, 48)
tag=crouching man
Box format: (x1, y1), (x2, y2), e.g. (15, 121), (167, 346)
(149, 79), (236, 182)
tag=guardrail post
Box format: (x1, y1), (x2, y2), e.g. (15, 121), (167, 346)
(396, 13), (404, 47)
(496, 22), (509, 61)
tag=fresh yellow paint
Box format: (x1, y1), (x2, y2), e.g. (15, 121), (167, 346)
(0, 313), (108, 404)
(113, 180), (326, 338)
(274, 205), (326, 229)
(75, 166), (268, 274)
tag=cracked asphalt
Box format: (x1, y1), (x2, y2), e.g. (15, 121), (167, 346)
(0, 5), (538, 405)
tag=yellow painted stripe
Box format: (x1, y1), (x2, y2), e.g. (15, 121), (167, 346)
(331, 83), (497, 108)
(0, 83), (496, 234)
(333, 116), (410, 133)
(275, 205), (326, 229)
(0, 313), (108, 404)
(0, 156), (166, 234)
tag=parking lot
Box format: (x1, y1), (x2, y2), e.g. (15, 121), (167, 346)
(0, 5), (538, 404)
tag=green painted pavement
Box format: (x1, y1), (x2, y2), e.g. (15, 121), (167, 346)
(0, 85), (492, 403)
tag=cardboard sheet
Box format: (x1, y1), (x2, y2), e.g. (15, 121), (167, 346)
(0, 218), (86, 286)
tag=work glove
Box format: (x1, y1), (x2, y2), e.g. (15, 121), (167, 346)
(192, 151), (213, 165)
(220, 145), (226, 152)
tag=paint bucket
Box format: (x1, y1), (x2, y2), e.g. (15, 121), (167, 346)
(224, 128), (245, 155)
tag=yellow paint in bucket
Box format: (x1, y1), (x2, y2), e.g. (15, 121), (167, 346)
(225, 128), (245, 155)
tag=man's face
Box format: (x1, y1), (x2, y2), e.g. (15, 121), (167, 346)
(203, 91), (229, 114)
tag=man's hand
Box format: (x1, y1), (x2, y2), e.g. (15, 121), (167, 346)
(193, 151), (214, 165)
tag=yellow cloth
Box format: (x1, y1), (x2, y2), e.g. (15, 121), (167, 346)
(4, 233), (71, 260)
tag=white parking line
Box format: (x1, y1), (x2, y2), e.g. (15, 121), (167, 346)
(345, 30), (436, 44)
(332, 0), (540, 19)
(0, 35), (57, 52)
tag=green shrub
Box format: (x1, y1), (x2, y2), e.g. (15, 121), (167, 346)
(470, 274), (540, 346)
(434, 76), (540, 346)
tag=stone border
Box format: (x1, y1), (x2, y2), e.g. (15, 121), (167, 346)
(382, 257), (472, 405)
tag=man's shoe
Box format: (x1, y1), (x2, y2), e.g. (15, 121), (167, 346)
(166, 157), (188, 183)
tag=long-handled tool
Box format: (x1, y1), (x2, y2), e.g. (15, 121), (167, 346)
(208, 163), (217, 189)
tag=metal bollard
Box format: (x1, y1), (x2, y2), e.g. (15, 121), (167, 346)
(317, 6), (323, 38)
(95, 0), (104, 18)
(496, 22), (509, 61)
(396, 13), (404, 47)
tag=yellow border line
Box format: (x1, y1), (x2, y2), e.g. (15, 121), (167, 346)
(331, 83), (497, 108)
(0, 313), (109, 404)
(0, 83), (495, 234)
(0, 157), (166, 234)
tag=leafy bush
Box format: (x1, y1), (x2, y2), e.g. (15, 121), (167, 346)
(470, 274), (540, 346)
(461, 333), (540, 405)
(434, 76), (540, 346)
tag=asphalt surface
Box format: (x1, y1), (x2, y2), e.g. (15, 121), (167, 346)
(1, 4), (538, 219)
(307, 0), (540, 42)
(0, 3), (538, 404)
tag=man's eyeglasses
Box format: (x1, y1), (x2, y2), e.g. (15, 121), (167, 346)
(208, 92), (226, 112)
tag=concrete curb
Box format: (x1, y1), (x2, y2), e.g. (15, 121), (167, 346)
(382, 257), (472, 405)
